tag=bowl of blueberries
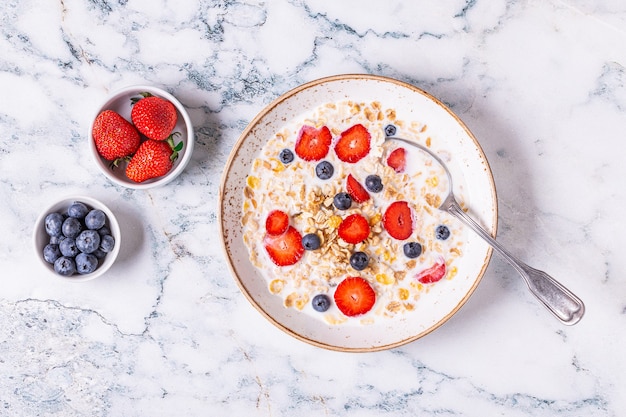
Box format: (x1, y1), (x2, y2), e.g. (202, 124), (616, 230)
(33, 196), (121, 281)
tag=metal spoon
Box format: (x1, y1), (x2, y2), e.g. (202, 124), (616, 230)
(386, 136), (585, 325)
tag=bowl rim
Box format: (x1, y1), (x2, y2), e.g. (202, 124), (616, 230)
(218, 73), (498, 352)
(88, 84), (194, 189)
(33, 195), (121, 282)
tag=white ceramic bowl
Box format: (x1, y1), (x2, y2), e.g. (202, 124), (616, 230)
(33, 196), (121, 282)
(220, 74), (498, 352)
(88, 85), (194, 189)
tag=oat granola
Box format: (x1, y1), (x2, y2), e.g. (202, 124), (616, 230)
(241, 100), (467, 325)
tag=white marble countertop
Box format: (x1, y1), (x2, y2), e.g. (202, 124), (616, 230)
(2, 0), (625, 415)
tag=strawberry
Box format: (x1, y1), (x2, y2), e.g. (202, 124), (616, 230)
(294, 125), (332, 161)
(92, 110), (141, 161)
(416, 259), (446, 284)
(382, 201), (413, 240)
(131, 93), (178, 140)
(265, 210), (289, 235)
(334, 276), (376, 317)
(338, 213), (370, 244)
(334, 124), (371, 163)
(387, 147), (406, 173)
(263, 226), (304, 266)
(346, 174), (370, 203)
(125, 135), (183, 183)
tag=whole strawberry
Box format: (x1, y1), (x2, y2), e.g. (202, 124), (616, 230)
(92, 110), (141, 161)
(131, 93), (178, 140)
(125, 135), (183, 183)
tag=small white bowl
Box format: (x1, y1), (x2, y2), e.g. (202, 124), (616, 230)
(88, 85), (194, 189)
(33, 196), (121, 282)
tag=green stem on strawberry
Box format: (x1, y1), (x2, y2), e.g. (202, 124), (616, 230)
(166, 132), (183, 162)
(130, 92), (154, 105)
(108, 155), (132, 170)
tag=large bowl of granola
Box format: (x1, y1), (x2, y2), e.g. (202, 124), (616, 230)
(219, 74), (497, 352)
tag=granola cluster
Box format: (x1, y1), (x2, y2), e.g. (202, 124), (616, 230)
(242, 100), (466, 325)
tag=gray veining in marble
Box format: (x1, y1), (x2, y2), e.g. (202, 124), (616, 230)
(1, 0), (625, 415)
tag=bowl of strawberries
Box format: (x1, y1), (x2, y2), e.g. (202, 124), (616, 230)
(89, 85), (194, 189)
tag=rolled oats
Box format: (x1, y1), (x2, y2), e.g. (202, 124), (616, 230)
(242, 100), (468, 324)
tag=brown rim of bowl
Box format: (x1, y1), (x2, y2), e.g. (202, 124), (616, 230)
(218, 73), (498, 352)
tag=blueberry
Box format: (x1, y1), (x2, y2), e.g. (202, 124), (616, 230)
(311, 294), (331, 312)
(49, 235), (65, 245)
(44, 212), (64, 237)
(435, 225), (450, 240)
(97, 226), (111, 236)
(62, 217), (82, 238)
(100, 234), (115, 253)
(333, 192), (352, 210)
(59, 238), (79, 257)
(403, 242), (422, 258)
(349, 251), (369, 271)
(365, 175), (383, 193)
(76, 229), (101, 254)
(302, 233), (321, 251)
(384, 124), (397, 137)
(67, 201), (89, 219)
(43, 244), (62, 264)
(54, 256), (76, 276)
(92, 248), (107, 259)
(75, 253), (98, 274)
(315, 160), (334, 180)
(279, 148), (294, 164)
(85, 209), (106, 230)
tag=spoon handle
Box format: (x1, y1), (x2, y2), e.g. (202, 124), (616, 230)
(441, 194), (585, 325)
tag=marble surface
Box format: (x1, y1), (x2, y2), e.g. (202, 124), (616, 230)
(1, 0), (625, 415)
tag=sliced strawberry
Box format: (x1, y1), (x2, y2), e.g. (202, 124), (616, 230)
(382, 201), (413, 240)
(334, 276), (376, 317)
(294, 125), (332, 161)
(334, 124), (371, 163)
(416, 259), (446, 284)
(346, 174), (370, 203)
(265, 210), (289, 235)
(338, 213), (370, 244)
(263, 226), (304, 266)
(387, 147), (406, 173)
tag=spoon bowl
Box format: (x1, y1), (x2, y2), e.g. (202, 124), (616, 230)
(386, 136), (585, 325)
